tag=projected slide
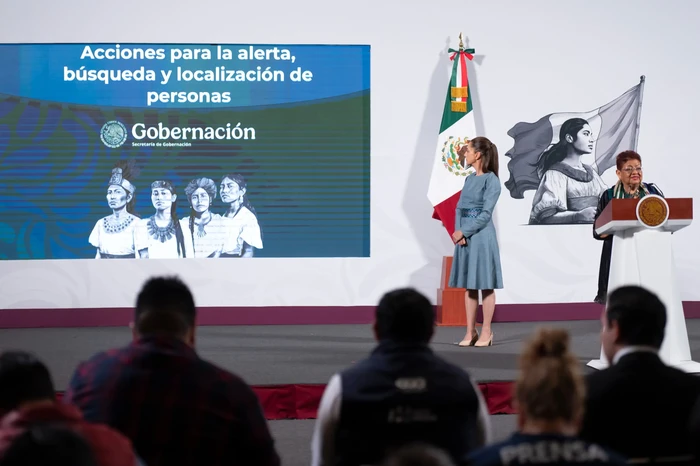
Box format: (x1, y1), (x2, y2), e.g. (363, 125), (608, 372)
(0, 43), (370, 259)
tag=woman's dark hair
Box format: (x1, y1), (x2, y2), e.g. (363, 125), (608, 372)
(534, 118), (589, 177)
(151, 180), (186, 258)
(184, 177), (217, 250)
(515, 328), (584, 425)
(459, 137), (499, 177)
(220, 173), (257, 216)
(616, 150), (642, 170)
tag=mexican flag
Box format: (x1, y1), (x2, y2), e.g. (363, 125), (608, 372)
(427, 41), (478, 237)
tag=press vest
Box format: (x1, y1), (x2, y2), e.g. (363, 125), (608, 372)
(468, 433), (626, 465)
(333, 340), (482, 466)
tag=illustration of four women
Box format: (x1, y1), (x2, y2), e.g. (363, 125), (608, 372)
(88, 163), (263, 259)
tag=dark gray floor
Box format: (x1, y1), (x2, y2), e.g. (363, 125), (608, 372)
(4, 320), (700, 390)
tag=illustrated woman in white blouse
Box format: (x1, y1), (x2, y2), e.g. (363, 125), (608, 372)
(219, 173), (263, 258)
(135, 180), (187, 259)
(179, 177), (235, 258)
(529, 118), (607, 225)
(88, 162), (143, 258)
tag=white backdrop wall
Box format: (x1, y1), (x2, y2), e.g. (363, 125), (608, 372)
(1, 0), (699, 309)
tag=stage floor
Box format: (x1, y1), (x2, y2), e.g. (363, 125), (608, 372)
(4, 319), (700, 391)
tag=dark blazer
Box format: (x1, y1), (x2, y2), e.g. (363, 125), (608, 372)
(592, 182), (664, 302)
(580, 351), (700, 460)
(688, 394), (700, 458)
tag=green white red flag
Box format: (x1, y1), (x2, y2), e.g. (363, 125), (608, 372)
(427, 37), (477, 236)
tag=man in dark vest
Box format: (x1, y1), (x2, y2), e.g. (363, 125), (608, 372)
(311, 288), (490, 466)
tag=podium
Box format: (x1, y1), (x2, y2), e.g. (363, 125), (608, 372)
(587, 196), (700, 373)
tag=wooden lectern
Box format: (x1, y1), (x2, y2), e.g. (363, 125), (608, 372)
(587, 195), (700, 373)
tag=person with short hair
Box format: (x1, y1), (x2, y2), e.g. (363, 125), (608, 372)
(467, 328), (625, 466)
(580, 285), (700, 460)
(64, 276), (280, 466)
(0, 351), (137, 466)
(592, 151), (663, 304)
(311, 288), (490, 466)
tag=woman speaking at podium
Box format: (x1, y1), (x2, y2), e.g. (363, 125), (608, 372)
(593, 151), (664, 304)
(449, 136), (503, 348)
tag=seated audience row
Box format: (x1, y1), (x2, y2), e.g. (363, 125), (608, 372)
(0, 277), (699, 466)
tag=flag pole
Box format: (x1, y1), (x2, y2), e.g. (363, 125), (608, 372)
(633, 75), (646, 151)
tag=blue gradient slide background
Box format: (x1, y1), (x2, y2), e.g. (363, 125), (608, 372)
(0, 43), (370, 259)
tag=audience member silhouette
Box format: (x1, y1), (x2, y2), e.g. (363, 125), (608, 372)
(64, 276), (280, 466)
(580, 285), (700, 461)
(311, 287), (490, 466)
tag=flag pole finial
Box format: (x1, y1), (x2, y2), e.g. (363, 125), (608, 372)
(458, 33), (464, 50)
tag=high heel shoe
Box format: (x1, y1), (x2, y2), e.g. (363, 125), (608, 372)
(457, 330), (479, 347)
(474, 331), (493, 347)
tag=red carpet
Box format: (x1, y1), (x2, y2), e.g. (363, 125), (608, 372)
(57, 381), (515, 420)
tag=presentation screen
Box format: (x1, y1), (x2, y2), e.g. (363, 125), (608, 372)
(0, 43), (370, 260)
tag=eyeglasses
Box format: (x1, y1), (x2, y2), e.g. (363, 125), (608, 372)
(621, 166), (643, 174)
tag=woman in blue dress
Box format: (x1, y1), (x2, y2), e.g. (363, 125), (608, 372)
(449, 136), (503, 347)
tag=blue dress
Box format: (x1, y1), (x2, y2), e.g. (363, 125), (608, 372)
(448, 172), (504, 290)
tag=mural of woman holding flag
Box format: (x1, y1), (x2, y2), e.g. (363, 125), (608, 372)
(503, 78), (646, 225)
(528, 118), (607, 224)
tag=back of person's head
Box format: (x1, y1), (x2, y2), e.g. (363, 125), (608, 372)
(374, 288), (435, 344)
(604, 285), (666, 349)
(382, 443), (456, 466)
(134, 276), (196, 340)
(515, 328), (584, 427)
(0, 351), (54, 416)
(0, 424), (98, 466)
